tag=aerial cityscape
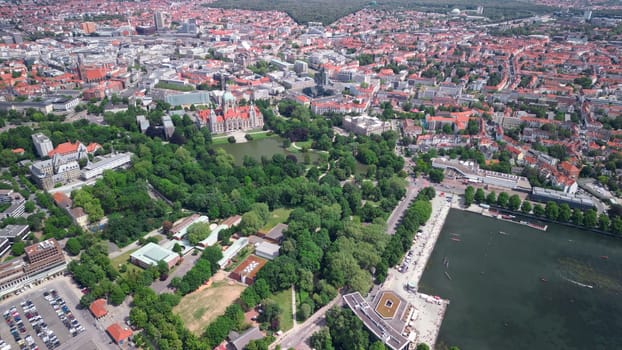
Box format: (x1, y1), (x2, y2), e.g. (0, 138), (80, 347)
(0, 0), (621, 349)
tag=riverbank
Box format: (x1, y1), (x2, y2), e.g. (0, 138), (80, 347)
(383, 193), (455, 347)
(461, 202), (622, 239)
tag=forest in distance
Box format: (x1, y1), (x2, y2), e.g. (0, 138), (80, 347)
(208, 0), (556, 25)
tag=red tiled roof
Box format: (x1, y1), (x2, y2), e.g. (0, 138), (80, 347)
(89, 299), (107, 318)
(106, 323), (132, 344)
(48, 141), (79, 157)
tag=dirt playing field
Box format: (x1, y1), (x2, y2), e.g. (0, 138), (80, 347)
(173, 271), (246, 335)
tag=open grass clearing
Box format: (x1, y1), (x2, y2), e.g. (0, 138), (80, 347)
(259, 208), (292, 234)
(270, 289), (293, 331)
(173, 272), (246, 335)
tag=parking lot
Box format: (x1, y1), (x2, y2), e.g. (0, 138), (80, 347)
(0, 277), (116, 350)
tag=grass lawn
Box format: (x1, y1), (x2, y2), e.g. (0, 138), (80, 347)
(270, 289), (293, 331)
(110, 249), (138, 271)
(174, 278), (246, 335)
(259, 208), (292, 234)
(211, 136), (232, 145)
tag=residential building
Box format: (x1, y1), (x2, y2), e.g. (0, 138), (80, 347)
(154, 12), (165, 31)
(171, 214), (209, 240)
(217, 237), (249, 268)
(254, 242), (280, 260)
(0, 239), (10, 258)
(262, 223), (287, 244)
(432, 157), (532, 192)
(162, 115), (175, 140)
(106, 323), (132, 345)
(0, 225), (30, 242)
(530, 187), (595, 211)
(89, 299), (108, 319)
(342, 115), (391, 136)
(229, 327), (263, 350)
(130, 243), (180, 269)
(0, 190), (25, 219)
(229, 255), (267, 285)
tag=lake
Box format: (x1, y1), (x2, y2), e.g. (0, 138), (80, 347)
(215, 137), (321, 166)
(419, 209), (622, 350)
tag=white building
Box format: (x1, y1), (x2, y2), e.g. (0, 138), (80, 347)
(80, 152), (132, 180)
(31, 133), (53, 158)
(217, 237), (249, 268)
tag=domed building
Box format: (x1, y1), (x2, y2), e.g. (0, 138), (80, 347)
(450, 8), (461, 16)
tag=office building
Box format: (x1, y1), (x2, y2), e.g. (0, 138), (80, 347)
(154, 12), (165, 31)
(31, 133), (53, 158)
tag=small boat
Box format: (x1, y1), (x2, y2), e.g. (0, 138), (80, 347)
(600, 256), (609, 260)
(499, 231), (509, 235)
(450, 233), (461, 236)
(444, 271), (452, 280)
(451, 237), (461, 242)
(540, 277), (548, 282)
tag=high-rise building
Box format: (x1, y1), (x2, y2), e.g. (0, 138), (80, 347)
(583, 9), (592, 21)
(31, 133), (53, 158)
(154, 12), (165, 31)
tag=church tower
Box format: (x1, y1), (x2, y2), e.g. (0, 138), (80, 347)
(249, 100), (257, 127)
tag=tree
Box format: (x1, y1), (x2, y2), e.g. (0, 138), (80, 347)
(545, 201), (559, 220)
(598, 213), (610, 231)
(464, 186), (474, 206)
(485, 191), (496, 205)
(240, 211), (263, 236)
(584, 209), (597, 227)
(558, 204), (571, 222)
(496, 192), (509, 208)
(162, 220), (173, 235)
(416, 344), (431, 350)
(24, 201), (35, 213)
(110, 284), (125, 305)
(474, 188), (485, 203)
(11, 241), (25, 256)
(65, 237), (82, 256)
(429, 168), (444, 183)
(533, 204), (545, 217)
(521, 201), (532, 214)
(186, 222), (211, 245)
(571, 209), (584, 225)
(310, 328), (334, 350)
(508, 195), (521, 211)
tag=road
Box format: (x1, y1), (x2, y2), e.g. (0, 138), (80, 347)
(270, 294), (343, 350)
(108, 228), (162, 259)
(386, 177), (421, 234)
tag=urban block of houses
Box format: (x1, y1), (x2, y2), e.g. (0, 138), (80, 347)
(130, 242), (180, 269)
(52, 192), (89, 228)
